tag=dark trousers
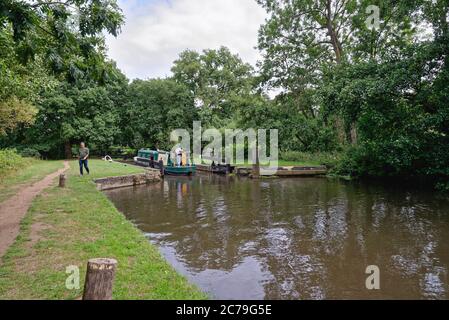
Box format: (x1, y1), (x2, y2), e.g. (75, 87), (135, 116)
(79, 159), (90, 175)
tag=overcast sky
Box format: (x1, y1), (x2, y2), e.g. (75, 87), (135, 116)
(105, 0), (267, 80)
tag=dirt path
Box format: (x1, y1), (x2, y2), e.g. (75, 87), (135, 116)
(0, 161), (70, 262)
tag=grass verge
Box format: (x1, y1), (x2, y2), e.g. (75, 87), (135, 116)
(0, 159), (206, 300)
(0, 159), (64, 203)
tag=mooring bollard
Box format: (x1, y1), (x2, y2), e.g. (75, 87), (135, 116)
(82, 258), (117, 300)
(59, 173), (66, 188)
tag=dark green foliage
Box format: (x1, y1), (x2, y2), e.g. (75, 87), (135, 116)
(121, 79), (197, 150)
(172, 47), (255, 127)
(0, 0), (124, 83)
(17, 147), (41, 158)
(324, 37), (449, 185)
(24, 78), (125, 158)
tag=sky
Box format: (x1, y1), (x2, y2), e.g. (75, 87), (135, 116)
(105, 0), (267, 81)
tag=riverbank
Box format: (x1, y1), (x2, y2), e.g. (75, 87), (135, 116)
(0, 159), (206, 299)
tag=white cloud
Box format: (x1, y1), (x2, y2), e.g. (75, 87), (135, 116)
(105, 0), (267, 80)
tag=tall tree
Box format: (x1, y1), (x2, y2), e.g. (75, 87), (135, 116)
(0, 0), (125, 157)
(320, 1), (449, 188)
(257, 0), (420, 90)
(121, 79), (197, 150)
(0, 0), (124, 82)
(172, 47), (255, 127)
(256, 0), (421, 143)
(17, 67), (127, 159)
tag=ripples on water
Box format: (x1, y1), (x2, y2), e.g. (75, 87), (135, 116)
(105, 174), (449, 300)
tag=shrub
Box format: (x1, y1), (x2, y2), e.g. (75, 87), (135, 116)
(18, 147), (41, 158)
(0, 149), (28, 179)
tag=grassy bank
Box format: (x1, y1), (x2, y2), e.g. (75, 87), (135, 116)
(0, 159), (64, 203)
(232, 151), (343, 168)
(0, 160), (206, 299)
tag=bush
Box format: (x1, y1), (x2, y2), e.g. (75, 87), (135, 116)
(0, 149), (28, 179)
(18, 147), (41, 158)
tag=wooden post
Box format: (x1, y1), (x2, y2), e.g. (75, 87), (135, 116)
(252, 141), (260, 179)
(59, 174), (66, 188)
(159, 160), (164, 177)
(83, 258), (117, 300)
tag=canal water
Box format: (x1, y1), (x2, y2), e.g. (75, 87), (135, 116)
(104, 174), (449, 299)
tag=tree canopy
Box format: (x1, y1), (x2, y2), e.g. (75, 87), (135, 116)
(172, 47), (255, 127)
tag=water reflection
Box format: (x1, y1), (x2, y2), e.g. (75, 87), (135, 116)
(105, 174), (449, 299)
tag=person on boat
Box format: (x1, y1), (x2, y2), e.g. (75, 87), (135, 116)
(79, 142), (90, 176)
(175, 146), (183, 166)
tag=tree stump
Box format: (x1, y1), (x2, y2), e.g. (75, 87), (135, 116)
(59, 174), (66, 188)
(82, 258), (117, 300)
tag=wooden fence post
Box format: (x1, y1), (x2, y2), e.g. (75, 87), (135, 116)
(82, 258), (117, 300)
(252, 145), (260, 179)
(159, 160), (164, 177)
(59, 174), (66, 188)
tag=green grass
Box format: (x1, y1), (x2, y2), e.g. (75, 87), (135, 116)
(280, 151), (343, 168)
(194, 151), (340, 168)
(0, 159), (64, 203)
(79, 159), (146, 179)
(0, 160), (206, 300)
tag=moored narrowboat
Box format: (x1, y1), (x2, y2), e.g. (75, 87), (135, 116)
(134, 148), (196, 176)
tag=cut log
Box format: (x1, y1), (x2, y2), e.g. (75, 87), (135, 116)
(82, 258), (117, 300)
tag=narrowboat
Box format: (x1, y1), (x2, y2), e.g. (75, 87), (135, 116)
(196, 162), (235, 174)
(134, 148), (196, 176)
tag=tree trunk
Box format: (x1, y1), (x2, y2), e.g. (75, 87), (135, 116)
(83, 258), (117, 300)
(350, 122), (358, 145)
(325, 0), (343, 64)
(252, 140), (260, 179)
(64, 141), (72, 160)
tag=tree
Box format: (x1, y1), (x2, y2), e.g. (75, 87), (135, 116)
(0, 26), (57, 136)
(172, 47), (255, 127)
(0, 0), (125, 157)
(121, 79), (197, 150)
(256, 0), (422, 143)
(0, 0), (124, 83)
(19, 72), (126, 158)
(0, 97), (37, 136)
(321, 1), (449, 187)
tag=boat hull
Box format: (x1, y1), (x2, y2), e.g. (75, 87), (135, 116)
(134, 157), (196, 176)
(196, 164), (234, 174)
(163, 166), (196, 176)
